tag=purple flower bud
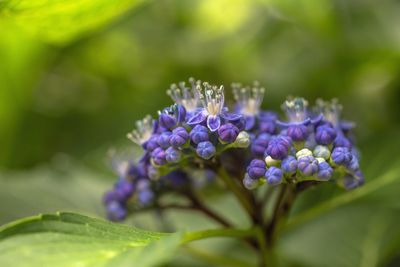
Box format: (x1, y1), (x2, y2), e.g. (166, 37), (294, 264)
(115, 179), (135, 201)
(159, 104), (186, 130)
(196, 141), (216, 159)
(147, 165), (159, 180)
(265, 166), (283, 185)
(190, 125), (209, 144)
(165, 147), (182, 163)
(251, 133), (270, 157)
(218, 123), (239, 143)
(298, 156), (319, 176)
(317, 161), (333, 180)
(333, 134), (352, 149)
(247, 159), (266, 179)
(143, 135), (159, 152)
(259, 120), (276, 134)
(280, 135), (292, 147)
(157, 131), (172, 149)
(138, 189), (154, 205)
(281, 156), (297, 174)
(315, 125), (337, 145)
(103, 190), (118, 205)
(331, 147), (353, 165)
(137, 180), (154, 205)
(230, 116), (246, 131)
(342, 171), (364, 190)
(346, 155), (359, 172)
(170, 127), (189, 147)
(159, 112), (177, 130)
(107, 201), (127, 221)
(243, 173), (260, 190)
(287, 124), (309, 141)
(354, 170), (365, 186)
(266, 136), (291, 160)
(151, 147), (167, 165)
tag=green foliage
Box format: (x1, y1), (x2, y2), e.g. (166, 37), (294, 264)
(0, 0), (145, 44)
(0, 212), (181, 267)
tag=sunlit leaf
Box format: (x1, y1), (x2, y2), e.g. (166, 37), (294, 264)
(0, 212), (181, 267)
(0, 0), (145, 43)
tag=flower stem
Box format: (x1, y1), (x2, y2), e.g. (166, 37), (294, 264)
(185, 192), (233, 228)
(265, 184), (296, 246)
(217, 168), (255, 218)
(254, 226), (269, 267)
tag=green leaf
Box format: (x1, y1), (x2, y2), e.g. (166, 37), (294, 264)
(0, 0), (145, 44)
(0, 212), (181, 267)
(0, 166), (110, 224)
(279, 206), (400, 267)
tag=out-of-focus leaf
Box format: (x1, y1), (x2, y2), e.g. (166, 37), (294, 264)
(0, 0), (145, 44)
(0, 212), (181, 267)
(279, 206), (400, 267)
(0, 163), (110, 224)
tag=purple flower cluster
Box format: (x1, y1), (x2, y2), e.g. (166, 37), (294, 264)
(245, 97), (364, 190)
(104, 79), (365, 222)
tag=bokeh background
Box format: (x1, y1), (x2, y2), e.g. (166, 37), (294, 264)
(1, 0), (400, 266)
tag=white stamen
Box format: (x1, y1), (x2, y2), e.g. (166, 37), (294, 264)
(198, 82), (225, 116)
(167, 78), (201, 112)
(315, 98), (342, 125)
(127, 115), (154, 146)
(232, 81), (265, 116)
(282, 97), (309, 122)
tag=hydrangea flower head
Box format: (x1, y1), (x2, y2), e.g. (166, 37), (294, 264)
(105, 78), (366, 226)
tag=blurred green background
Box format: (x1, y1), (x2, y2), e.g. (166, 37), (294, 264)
(1, 0), (400, 266)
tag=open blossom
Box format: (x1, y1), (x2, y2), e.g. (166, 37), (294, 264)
(232, 82), (265, 130)
(187, 82), (242, 132)
(315, 99), (354, 148)
(158, 104), (186, 130)
(278, 97), (322, 141)
(167, 78), (201, 114)
(127, 115), (156, 148)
